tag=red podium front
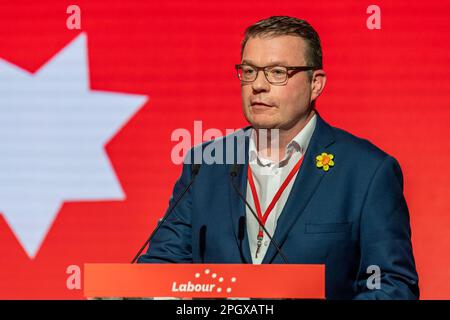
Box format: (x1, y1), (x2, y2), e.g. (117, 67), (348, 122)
(84, 264), (325, 299)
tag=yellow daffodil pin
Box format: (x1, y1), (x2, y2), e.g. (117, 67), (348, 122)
(316, 152), (334, 172)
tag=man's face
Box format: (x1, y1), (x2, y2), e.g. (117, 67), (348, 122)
(241, 35), (322, 130)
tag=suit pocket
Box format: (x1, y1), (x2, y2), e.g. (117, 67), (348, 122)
(305, 222), (352, 234)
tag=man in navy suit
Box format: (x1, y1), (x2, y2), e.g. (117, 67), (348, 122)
(137, 16), (419, 299)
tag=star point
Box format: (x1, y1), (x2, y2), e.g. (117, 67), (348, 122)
(0, 33), (148, 258)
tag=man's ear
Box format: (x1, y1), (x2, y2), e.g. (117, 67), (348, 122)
(310, 69), (327, 102)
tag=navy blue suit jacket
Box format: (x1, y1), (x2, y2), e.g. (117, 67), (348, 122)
(138, 114), (419, 299)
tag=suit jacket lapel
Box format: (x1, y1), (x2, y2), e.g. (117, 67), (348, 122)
(262, 113), (336, 263)
(228, 128), (252, 263)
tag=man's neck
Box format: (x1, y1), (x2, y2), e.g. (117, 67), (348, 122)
(255, 109), (315, 162)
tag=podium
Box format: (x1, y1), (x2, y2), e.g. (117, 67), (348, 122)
(84, 264), (325, 299)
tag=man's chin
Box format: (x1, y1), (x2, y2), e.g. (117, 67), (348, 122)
(244, 112), (280, 129)
(248, 121), (278, 130)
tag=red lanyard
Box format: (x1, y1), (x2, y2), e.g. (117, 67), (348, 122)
(247, 156), (304, 257)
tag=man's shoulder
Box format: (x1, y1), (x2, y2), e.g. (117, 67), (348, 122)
(317, 119), (406, 189)
(332, 125), (387, 156)
(326, 121), (399, 170)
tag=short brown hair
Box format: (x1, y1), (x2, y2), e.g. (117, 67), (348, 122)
(241, 16), (323, 69)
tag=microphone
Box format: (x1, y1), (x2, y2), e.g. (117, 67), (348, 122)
(230, 164), (289, 263)
(131, 163), (201, 263)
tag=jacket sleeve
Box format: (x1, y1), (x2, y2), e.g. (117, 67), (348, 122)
(353, 155), (420, 299)
(136, 156), (195, 264)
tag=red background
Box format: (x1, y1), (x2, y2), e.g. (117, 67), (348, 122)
(0, 0), (449, 299)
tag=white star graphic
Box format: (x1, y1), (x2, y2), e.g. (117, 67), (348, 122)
(0, 33), (148, 258)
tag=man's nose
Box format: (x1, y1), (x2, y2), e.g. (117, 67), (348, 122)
(251, 70), (270, 93)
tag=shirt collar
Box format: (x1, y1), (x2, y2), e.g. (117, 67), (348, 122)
(249, 113), (317, 167)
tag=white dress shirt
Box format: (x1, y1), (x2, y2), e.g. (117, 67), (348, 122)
(246, 114), (317, 264)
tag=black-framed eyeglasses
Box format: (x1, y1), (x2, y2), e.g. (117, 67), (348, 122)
(235, 64), (318, 85)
